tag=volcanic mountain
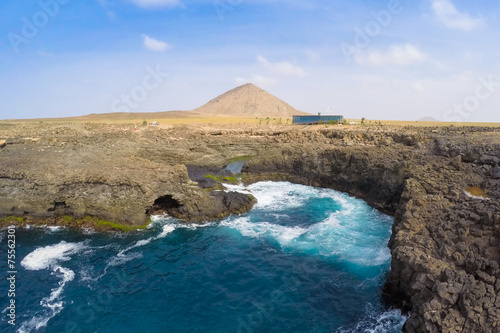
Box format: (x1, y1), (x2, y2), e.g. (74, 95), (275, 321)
(192, 83), (309, 117)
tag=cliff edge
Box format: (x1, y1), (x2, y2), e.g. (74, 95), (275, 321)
(1, 121), (499, 332)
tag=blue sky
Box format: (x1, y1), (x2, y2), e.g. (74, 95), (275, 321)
(1, 0), (499, 121)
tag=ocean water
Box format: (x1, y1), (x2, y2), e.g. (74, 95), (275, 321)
(0, 181), (405, 333)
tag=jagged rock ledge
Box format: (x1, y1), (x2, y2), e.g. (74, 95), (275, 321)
(0, 162), (256, 228)
(1, 122), (500, 331)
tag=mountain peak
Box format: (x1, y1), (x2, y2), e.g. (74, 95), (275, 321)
(240, 83), (257, 87)
(192, 84), (308, 117)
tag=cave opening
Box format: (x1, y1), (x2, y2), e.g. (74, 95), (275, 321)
(147, 195), (181, 215)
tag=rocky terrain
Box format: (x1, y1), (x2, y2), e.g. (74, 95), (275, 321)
(1, 121), (500, 332)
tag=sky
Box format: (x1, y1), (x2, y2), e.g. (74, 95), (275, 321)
(1, 0), (499, 122)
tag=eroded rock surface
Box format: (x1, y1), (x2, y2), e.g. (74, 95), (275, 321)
(1, 121), (499, 332)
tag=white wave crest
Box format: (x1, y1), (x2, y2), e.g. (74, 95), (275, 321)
(225, 181), (308, 211)
(21, 241), (86, 271)
(221, 182), (393, 269)
(221, 217), (308, 246)
(99, 223), (178, 278)
(46, 226), (66, 233)
(18, 266), (75, 333)
(157, 224), (176, 238)
(337, 308), (407, 333)
(119, 223), (176, 255)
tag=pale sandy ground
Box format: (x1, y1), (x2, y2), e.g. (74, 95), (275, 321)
(3, 114), (500, 127)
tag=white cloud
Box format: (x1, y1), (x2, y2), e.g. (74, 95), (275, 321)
(305, 50), (321, 63)
(235, 75), (277, 87)
(430, 0), (485, 31)
(129, 0), (180, 8)
(354, 44), (427, 67)
(256, 55), (307, 77)
(142, 34), (171, 52)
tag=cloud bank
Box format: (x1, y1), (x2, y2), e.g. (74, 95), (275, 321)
(355, 44), (427, 67)
(142, 34), (171, 52)
(256, 55), (307, 77)
(430, 0), (485, 31)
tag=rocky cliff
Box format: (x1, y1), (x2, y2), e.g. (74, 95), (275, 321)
(0, 123), (257, 227)
(1, 121), (499, 331)
(241, 126), (500, 332)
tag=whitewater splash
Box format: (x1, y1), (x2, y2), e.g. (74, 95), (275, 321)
(5, 181), (405, 332)
(13, 222), (179, 332)
(336, 308), (408, 333)
(222, 182), (393, 272)
(18, 241), (86, 333)
(114, 223), (176, 259)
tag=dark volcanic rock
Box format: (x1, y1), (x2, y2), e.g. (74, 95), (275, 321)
(214, 191), (257, 215)
(493, 164), (500, 179)
(152, 190), (256, 222)
(196, 177), (218, 189)
(186, 165), (220, 182)
(244, 146), (407, 214)
(1, 122), (500, 332)
(217, 169), (234, 177)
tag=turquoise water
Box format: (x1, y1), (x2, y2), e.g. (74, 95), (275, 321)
(0, 182), (405, 332)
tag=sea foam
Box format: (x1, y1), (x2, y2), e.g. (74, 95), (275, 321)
(18, 241), (85, 333)
(221, 181), (393, 271)
(21, 241), (86, 271)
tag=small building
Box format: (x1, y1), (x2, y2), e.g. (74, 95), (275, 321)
(293, 114), (343, 125)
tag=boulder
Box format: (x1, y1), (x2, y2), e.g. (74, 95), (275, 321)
(167, 191), (256, 222)
(493, 164), (500, 179)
